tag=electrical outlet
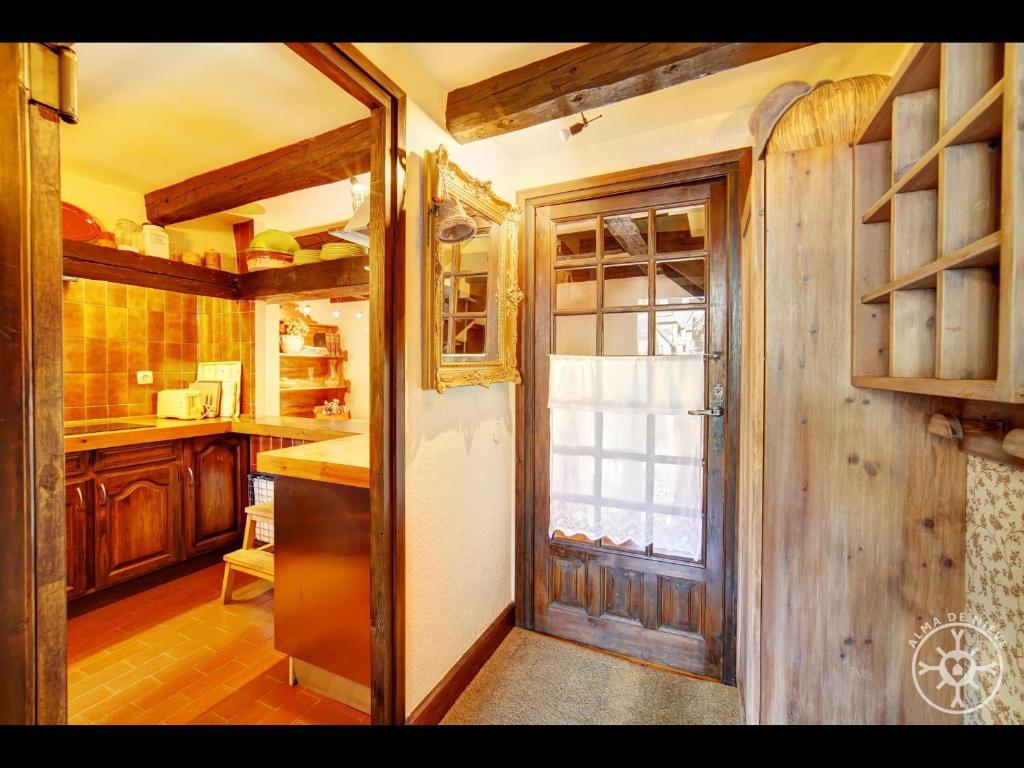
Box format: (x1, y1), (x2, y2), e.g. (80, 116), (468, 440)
(136, 370), (154, 385)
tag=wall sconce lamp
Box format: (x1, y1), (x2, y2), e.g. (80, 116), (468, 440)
(559, 112), (603, 142)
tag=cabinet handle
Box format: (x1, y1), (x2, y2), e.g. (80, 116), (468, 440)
(76, 486), (84, 511)
(98, 483), (107, 506)
(186, 467), (194, 486)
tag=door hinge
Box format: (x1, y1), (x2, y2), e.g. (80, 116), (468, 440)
(28, 43), (79, 124)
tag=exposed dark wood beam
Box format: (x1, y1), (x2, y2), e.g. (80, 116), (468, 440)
(294, 226), (347, 250)
(144, 118), (373, 226)
(446, 42), (813, 143)
(238, 256), (370, 302)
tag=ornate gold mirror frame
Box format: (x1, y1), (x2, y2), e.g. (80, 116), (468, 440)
(423, 145), (522, 392)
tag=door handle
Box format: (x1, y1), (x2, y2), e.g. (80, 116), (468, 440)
(688, 407), (724, 417)
(76, 486), (84, 511)
(186, 467), (194, 487)
(98, 483), (107, 505)
(702, 351), (722, 361)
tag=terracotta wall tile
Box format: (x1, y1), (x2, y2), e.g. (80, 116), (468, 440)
(63, 302), (84, 339)
(84, 373), (107, 407)
(147, 310), (165, 340)
(83, 304), (105, 339)
(127, 305), (147, 341)
(83, 279), (106, 305)
(107, 339), (127, 372)
(64, 338), (85, 373)
(106, 305), (127, 339)
(64, 373), (85, 408)
(84, 338), (107, 372)
(64, 279), (254, 418)
(63, 280), (83, 303)
(106, 283), (127, 307)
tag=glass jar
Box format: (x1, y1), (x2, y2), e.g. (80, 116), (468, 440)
(114, 219), (141, 252)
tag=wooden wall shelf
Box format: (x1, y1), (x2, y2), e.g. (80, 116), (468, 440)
(63, 239), (237, 298)
(62, 239), (370, 303)
(861, 79), (1004, 225)
(852, 43), (1023, 402)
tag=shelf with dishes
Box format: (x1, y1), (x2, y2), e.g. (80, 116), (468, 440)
(851, 42), (1023, 403)
(243, 228), (368, 272)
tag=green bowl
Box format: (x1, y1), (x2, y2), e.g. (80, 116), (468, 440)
(249, 229), (300, 254)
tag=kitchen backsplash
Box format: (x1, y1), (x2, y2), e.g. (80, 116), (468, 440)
(63, 279), (254, 420)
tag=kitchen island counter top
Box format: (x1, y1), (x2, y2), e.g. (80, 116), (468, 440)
(256, 432), (369, 488)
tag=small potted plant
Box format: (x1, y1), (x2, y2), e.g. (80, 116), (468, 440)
(280, 317), (309, 354)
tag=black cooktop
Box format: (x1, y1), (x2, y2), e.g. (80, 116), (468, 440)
(64, 421), (151, 436)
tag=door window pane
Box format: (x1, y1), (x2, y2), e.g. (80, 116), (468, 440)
(603, 262), (649, 308)
(555, 314), (596, 355)
(655, 205), (705, 253)
(556, 219), (597, 261)
(656, 258), (705, 305)
(655, 309), (705, 355)
(602, 212), (649, 259)
(603, 312), (648, 355)
(601, 411), (646, 453)
(555, 267), (597, 310)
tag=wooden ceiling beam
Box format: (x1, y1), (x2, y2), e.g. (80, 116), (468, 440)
(144, 117), (373, 226)
(446, 42), (813, 143)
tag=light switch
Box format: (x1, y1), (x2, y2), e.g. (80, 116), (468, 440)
(136, 370), (154, 385)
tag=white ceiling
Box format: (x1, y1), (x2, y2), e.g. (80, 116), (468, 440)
(62, 43), (369, 193)
(400, 43), (583, 91)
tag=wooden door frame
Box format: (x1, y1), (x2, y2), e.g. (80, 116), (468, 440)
(3, 42), (408, 725)
(514, 148), (750, 684)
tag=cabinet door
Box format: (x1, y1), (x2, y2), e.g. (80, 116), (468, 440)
(95, 462), (181, 588)
(185, 435), (244, 556)
(65, 480), (91, 598)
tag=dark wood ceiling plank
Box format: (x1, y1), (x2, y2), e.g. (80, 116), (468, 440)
(446, 42), (813, 143)
(144, 118), (372, 226)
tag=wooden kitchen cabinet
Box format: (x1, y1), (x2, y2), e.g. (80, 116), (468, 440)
(185, 435), (245, 556)
(95, 461), (182, 588)
(65, 480), (91, 598)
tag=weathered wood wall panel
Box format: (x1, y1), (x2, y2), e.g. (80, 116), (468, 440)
(737, 159), (765, 724)
(759, 144), (966, 723)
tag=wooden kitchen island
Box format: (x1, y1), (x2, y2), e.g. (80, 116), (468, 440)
(257, 433), (371, 715)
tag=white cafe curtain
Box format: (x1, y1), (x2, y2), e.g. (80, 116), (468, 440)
(548, 354), (705, 560)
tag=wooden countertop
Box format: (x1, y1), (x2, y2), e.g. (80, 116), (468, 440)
(257, 433), (370, 488)
(63, 415), (363, 453)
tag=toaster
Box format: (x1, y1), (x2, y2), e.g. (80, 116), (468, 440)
(157, 389), (206, 419)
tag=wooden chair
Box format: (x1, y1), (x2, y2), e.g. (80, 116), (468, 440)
(221, 501), (275, 603)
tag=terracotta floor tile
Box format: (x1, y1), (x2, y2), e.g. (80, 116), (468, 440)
(67, 563), (357, 727)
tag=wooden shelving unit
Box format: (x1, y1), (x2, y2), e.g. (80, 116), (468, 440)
(278, 322), (350, 417)
(63, 240), (370, 303)
(852, 43), (1024, 402)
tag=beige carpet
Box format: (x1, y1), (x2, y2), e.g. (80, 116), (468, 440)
(441, 628), (741, 725)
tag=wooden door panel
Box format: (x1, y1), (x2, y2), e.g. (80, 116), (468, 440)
(186, 435), (243, 556)
(95, 463), (180, 587)
(531, 178), (730, 680)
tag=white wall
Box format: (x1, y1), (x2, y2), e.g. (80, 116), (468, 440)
(61, 170), (239, 270)
(403, 99), (517, 716)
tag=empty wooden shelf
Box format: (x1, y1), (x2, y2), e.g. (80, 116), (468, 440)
(852, 43), (1024, 402)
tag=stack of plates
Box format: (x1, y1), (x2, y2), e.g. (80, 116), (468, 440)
(293, 248), (322, 265)
(321, 242), (368, 260)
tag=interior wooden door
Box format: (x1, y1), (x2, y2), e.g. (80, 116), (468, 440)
(531, 179), (730, 679)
